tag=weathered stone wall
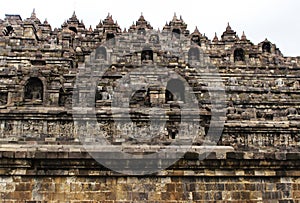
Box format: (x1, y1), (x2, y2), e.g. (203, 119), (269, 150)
(2, 176), (299, 202)
(0, 146), (300, 202)
(0, 11), (299, 151)
(0, 10), (300, 202)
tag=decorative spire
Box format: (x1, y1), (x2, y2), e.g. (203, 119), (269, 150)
(72, 11), (77, 19)
(26, 9), (41, 24)
(226, 22), (232, 31)
(31, 8), (36, 18)
(96, 20), (103, 28)
(213, 32), (219, 42)
(44, 18), (48, 24)
(62, 20), (67, 27)
(130, 21), (136, 29)
(104, 13), (114, 25)
(221, 22), (237, 41)
(241, 31), (247, 41)
(193, 26), (201, 35)
(191, 26), (201, 37)
(173, 12), (177, 21)
(138, 12), (145, 21)
(89, 25), (93, 32)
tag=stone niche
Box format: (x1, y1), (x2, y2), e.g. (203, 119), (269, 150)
(24, 77), (44, 104)
(0, 92), (8, 106)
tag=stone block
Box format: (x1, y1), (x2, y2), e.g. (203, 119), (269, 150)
(14, 151), (26, 158)
(35, 152), (46, 159)
(2, 151), (14, 158)
(286, 153), (300, 160)
(226, 152), (244, 159)
(183, 152), (199, 160)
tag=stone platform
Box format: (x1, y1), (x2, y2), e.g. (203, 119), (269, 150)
(0, 144), (299, 202)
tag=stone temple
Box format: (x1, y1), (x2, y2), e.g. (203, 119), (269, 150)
(0, 10), (300, 202)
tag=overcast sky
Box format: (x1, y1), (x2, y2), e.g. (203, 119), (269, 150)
(0, 0), (299, 56)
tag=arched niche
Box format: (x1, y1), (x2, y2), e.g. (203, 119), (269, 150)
(262, 42), (271, 53)
(59, 88), (72, 107)
(149, 34), (159, 44)
(172, 28), (181, 39)
(95, 86), (111, 102)
(191, 35), (201, 46)
(3, 25), (13, 36)
(106, 33), (115, 45)
(137, 28), (146, 35)
(234, 48), (245, 62)
(95, 47), (107, 60)
(188, 47), (200, 61)
(0, 92), (8, 106)
(130, 88), (151, 107)
(141, 47), (153, 62)
(69, 27), (78, 34)
(24, 77), (44, 103)
(168, 126), (178, 139)
(95, 86), (102, 101)
(165, 79), (185, 103)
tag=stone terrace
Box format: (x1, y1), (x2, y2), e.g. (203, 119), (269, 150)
(0, 10), (299, 202)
